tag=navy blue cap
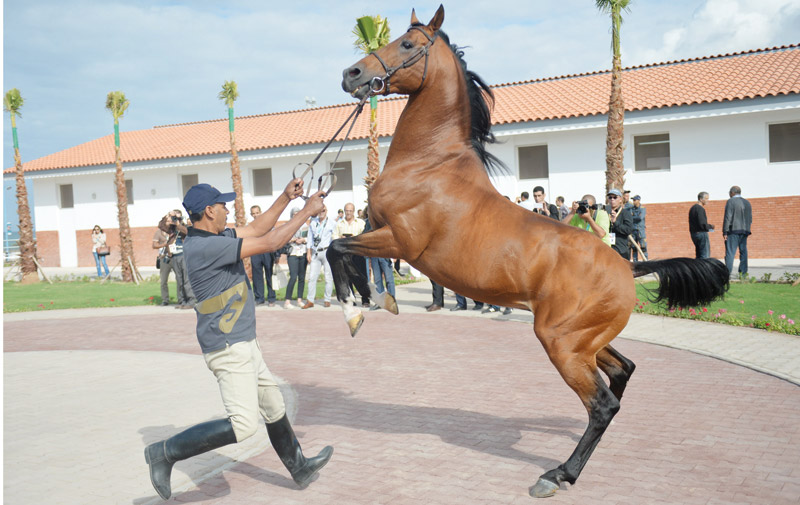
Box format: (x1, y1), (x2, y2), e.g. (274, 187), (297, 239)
(632, 195), (641, 200)
(182, 183), (236, 214)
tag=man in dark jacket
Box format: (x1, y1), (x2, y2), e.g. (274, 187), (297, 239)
(723, 185), (753, 276)
(606, 189), (634, 259)
(532, 186), (560, 220)
(689, 191), (715, 259)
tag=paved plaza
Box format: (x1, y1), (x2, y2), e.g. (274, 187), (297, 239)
(4, 281), (800, 505)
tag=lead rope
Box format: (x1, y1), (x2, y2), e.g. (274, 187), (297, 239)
(294, 92), (371, 198)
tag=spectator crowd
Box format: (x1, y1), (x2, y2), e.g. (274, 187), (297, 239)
(146, 182), (751, 311)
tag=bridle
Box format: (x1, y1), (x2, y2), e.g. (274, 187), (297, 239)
(292, 27), (438, 199)
(368, 26), (438, 95)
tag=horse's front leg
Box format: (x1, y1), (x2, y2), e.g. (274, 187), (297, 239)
(326, 226), (403, 337)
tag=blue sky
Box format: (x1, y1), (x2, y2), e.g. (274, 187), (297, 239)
(3, 0), (800, 228)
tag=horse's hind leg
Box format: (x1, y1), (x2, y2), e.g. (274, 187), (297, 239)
(596, 345), (636, 400)
(530, 342), (621, 498)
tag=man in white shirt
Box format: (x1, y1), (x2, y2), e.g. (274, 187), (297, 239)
(517, 191), (535, 211)
(333, 202), (365, 239)
(303, 206), (336, 308)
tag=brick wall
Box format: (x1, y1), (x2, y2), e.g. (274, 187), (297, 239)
(644, 195), (800, 259)
(35, 231), (60, 267)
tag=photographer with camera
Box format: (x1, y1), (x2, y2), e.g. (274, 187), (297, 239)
(153, 209), (195, 308)
(605, 189), (634, 259)
(564, 194), (611, 246)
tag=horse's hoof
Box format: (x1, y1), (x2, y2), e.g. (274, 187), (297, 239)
(384, 293), (399, 315)
(348, 313), (364, 337)
(529, 478), (560, 498)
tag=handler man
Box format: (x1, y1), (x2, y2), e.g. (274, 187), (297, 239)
(144, 179), (331, 500)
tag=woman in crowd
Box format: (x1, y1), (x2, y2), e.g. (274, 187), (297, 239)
(91, 225), (110, 277)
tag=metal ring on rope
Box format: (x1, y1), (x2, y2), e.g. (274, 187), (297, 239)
(292, 162), (314, 200)
(370, 77), (386, 95)
(318, 171), (338, 197)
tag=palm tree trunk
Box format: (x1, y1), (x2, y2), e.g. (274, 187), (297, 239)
(114, 146), (134, 282)
(604, 9), (626, 193)
(228, 131), (246, 228)
(365, 97), (380, 189)
(13, 143), (38, 283)
(228, 129), (251, 278)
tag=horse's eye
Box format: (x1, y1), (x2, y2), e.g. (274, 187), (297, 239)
(401, 40), (413, 50)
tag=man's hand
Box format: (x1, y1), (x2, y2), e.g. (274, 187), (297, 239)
(541, 202), (550, 216)
(303, 191), (326, 216)
(609, 208), (618, 224)
(579, 210), (594, 223)
(571, 201), (580, 212)
(284, 177), (305, 200)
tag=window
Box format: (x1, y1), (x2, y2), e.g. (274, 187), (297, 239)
(518, 145), (549, 179)
(59, 184), (74, 209)
(634, 133), (670, 171)
(769, 122), (800, 162)
(125, 179), (134, 204)
(329, 161), (353, 191)
(252, 168), (273, 196)
(181, 174), (198, 197)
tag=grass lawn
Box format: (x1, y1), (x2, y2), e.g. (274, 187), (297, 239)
(7, 276), (797, 336)
(634, 281), (800, 335)
(3, 273), (417, 313)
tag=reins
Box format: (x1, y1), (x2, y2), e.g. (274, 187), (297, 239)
(294, 26), (438, 200)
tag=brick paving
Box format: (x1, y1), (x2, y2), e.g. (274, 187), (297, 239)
(4, 283), (800, 505)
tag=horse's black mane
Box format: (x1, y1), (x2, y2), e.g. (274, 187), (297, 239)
(426, 27), (508, 176)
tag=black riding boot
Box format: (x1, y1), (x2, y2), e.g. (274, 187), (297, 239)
(266, 414), (333, 488)
(144, 418), (237, 500)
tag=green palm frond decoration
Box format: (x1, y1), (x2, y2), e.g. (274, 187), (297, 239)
(218, 80), (239, 108)
(353, 15), (390, 54)
(4, 88), (24, 117)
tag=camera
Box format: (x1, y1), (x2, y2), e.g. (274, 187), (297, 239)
(171, 216), (181, 222)
(577, 200), (598, 215)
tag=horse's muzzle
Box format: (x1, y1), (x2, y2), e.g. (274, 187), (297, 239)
(342, 65), (371, 99)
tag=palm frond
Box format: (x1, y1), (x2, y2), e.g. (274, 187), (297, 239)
(218, 80), (239, 108)
(4, 88), (24, 116)
(105, 91), (129, 119)
(352, 15), (390, 54)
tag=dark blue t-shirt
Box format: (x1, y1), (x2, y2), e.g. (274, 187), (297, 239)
(184, 227), (256, 353)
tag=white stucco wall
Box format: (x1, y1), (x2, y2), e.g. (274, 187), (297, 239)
(21, 96), (800, 267)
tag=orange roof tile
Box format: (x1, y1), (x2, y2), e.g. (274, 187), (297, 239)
(8, 44), (799, 174)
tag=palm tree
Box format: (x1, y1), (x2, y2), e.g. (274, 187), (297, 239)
(105, 91), (136, 282)
(596, 0), (632, 193)
(4, 88), (38, 283)
(352, 15), (391, 189)
(218, 80), (246, 228)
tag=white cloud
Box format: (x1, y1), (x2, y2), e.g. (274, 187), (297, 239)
(632, 0), (800, 64)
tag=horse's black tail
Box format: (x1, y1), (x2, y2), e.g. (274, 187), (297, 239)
(631, 257), (729, 309)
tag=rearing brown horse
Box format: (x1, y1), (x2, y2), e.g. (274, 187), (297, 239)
(329, 5), (728, 498)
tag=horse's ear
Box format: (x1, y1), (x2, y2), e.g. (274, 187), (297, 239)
(410, 8), (420, 25)
(428, 4), (444, 32)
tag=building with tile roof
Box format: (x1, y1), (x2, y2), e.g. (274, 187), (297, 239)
(5, 44), (800, 269)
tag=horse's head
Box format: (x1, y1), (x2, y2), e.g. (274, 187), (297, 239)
(342, 5), (445, 99)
